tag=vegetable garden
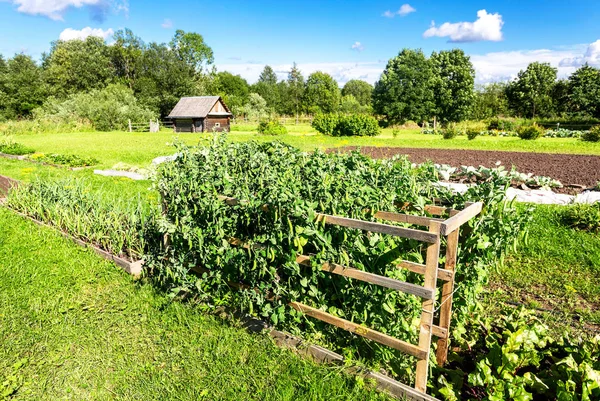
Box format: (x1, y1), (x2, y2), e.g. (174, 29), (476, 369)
(1, 134), (599, 400)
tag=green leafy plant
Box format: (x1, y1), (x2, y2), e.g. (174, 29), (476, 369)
(442, 127), (459, 139)
(29, 153), (99, 167)
(0, 137), (35, 155)
(466, 129), (479, 140)
(517, 124), (544, 140)
(312, 114), (380, 137)
(581, 125), (600, 142)
(312, 113), (339, 135)
(257, 119), (287, 135)
(560, 203), (600, 233)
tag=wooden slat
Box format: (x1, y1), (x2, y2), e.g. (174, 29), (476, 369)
(289, 302), (428, 360)
(317, 213), (438, 244)
(297, 255), (434, 300)
(397, 261), (454, 282)
(414, 221), (441, 393)
(424, 205), (453, 216)
(374, 210), (443, 227)
(440, 202), (483, 235)
(431, 325), (447, 338)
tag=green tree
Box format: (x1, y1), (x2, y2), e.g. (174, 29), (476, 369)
(111, 29), (145, 90)
(43, 36), (114, 98)
(506, 62), (557, 118)
(431, 49), (475, 123)
(341, 79), (372, 106)
(252, 65), (280, 111)
(213, 71), (250, 115)
(568, 64), (600, 118)
(169, 30), (214, 73)
(373, 49), (436, 124)
(472, 83), (509, 120)
(287, 63), (304, 122)
(303, 71), (340, 114)
(241, 92), (269, 120)
(552, 79), (571, 117)
(3, 54), (46, 118)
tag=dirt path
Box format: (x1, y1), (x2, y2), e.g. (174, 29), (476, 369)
(329, 146), (600, 188)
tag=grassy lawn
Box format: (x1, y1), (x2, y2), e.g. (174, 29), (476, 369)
(486, 204), (600, 331)
(0, 207), (391, 401)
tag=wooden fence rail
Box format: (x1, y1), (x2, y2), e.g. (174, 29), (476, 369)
(163, 194), (482, 398)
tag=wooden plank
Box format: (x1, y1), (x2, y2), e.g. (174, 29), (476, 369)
(297, 255), (434, 300)
(397, 261), (453, 282)
(414, 221), (441, 393)
(374, 211), (443, 227)
(363, 370), (441, 401)
(424, 205), (453, 216)
(440, 202), (483, 235)
(317, 213), (438, 244)
(431, 325), (447, 338)
(289, 302), (428, 360)
(435, 211), (460, 365)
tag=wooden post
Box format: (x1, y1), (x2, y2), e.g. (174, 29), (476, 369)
(435, 210), (460, 366)
(414, 221), (441, 393)
(128, 119), (132, 132)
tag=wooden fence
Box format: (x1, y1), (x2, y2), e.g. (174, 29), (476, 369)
(171, 194), (482, 398)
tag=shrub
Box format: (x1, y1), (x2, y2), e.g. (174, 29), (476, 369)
(0, 137), (35, 155)
(257, 119), (287, 135)
(442, 126), (458, 139)
(488, 118), (516, 132)
(560, 203), (600, 233)
(466, 129), (479, 140)
(331, 114), (380, 137)
(517, 124), (544, 140)
(581, 125), (600, 142)
(311, 113), (339, 135)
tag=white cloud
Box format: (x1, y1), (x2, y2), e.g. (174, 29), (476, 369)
(423, 9), (503, 43)
(383, 3), (416, 18)
(351, 41), (364, 52)
(3, 0), (127, 21)
(559, 39), (600, 67)
(59, 27), (114, 41)
(161, 18), (173, 29)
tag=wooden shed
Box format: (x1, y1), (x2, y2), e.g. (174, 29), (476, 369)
(167, 96), (232, 133)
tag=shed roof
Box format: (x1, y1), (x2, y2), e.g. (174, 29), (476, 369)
(167, 96), (232, 118)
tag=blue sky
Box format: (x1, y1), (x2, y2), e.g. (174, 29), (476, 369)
(1, 0), (599, 84)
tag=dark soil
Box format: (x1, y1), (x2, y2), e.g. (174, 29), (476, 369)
(328, 147), (600, 190)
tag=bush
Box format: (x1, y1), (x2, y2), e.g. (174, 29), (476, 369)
(517, 124), (544, 140)
(257, 119), (287, 135)
(0, 137), (35, 155)
(331, 114), (380, 137)
(466, 129), (479, 140)
(560, 203), (600, 233)
(488, 118), (516, 132)
(581, 125), (600, 142)
(311, 113), (339, 135)
(442, 126), (459, 139)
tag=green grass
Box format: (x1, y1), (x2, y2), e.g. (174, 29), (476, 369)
(0, 207), (391, 401)
(485, 204), (600, 331)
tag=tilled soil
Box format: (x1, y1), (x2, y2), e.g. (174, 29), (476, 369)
(328, 146), (600, 189)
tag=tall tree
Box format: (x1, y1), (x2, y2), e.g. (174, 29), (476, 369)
(3, 54), (46, 118)
(258, 65), (278, 85)
(303, 71), (340, 114)
(0, 55), (7, 120)
(253, 65), (280, 111)
(112, 29), (145, 90)
(43, 36), (114, 98)
(506, 62), (557, 118)
(552, 79), (571, 117)
(431, 49), (475, 123)
(213, 71), (250, 115)
(287, 63), (304, 122)
(169, 30), (214, 73)
(471, 83), (509, 120)
(568, 64), (600, 118)
(341, 79), (372, 106)
(373, 49), (436, 124)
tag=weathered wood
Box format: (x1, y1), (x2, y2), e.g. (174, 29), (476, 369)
(440, 202), (483, 235)
(397, 260), (453, 282)
(431, 325), (448, 339)
(415, 221), (441, 393)
(424, 205), (453, 216)
(363, 370), (440, 401)
(374, 210), (443, 227)
(289, 302), (428, 360)
(436, 210), (461, 365)
(317, 213), (439, 244)
(296, 255), (434, 300)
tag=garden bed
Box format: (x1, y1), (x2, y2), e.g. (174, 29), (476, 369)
(328, 147), (600, 191)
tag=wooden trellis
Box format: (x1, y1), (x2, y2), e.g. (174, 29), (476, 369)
(170, 196), (482, 398)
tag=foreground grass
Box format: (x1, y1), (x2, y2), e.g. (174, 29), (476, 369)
(0, 208), (390, 401)
(485, 204), (600, 331)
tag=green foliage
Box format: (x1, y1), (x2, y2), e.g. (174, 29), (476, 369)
(517, 124), (544, 140)
(0, 136), (35, 155)
(331, 114), (380, 137)
(169, 30), (214, 73)
(302, 71), (341, 114)
(582, 125), (600, 142)
(432, 309), (600, 400)
(568, 65), (600, 118)
(257, 119), (287, 135)
(466, 129), (479, 140)
(31, 153), (99, 167)
(373, 49), (436, 124)
(431, 49), (476, 123)
(214, 71), (250, 115)
(506, 62), (558, 118)
(442, 126), (459, 139)
(35, 84), (157, 131)
(146, 136), (530, 379)
(472, 83), (509, 120)
(311, 113), (339, 135)
(6, 178), (150, 258)
(0, 54), (46, 119)
(487, 118), (517, 132)
(287, 63), (305, 119)
(241, 93), (269, 120)
(341, 80), (373, 106)
(560, 203), (600, 233)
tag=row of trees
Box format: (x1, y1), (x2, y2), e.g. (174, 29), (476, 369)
(1, 27), (599, 124)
